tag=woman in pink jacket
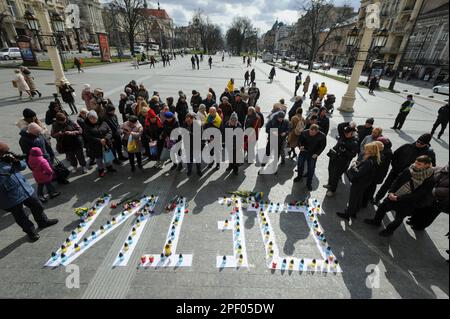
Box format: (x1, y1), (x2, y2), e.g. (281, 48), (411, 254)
(28, 147), (60, 202)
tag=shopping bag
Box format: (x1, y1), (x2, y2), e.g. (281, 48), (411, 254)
(127, 135), (138, 153)
(103, 147), (115, 164)
(52, 158), (70, 182)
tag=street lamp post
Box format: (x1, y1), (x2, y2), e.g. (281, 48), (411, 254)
(24, 2), (68, 87)
(338, 3), (380, 113)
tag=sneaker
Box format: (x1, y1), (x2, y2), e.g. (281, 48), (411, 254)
(98, 169), (106, 177)
(326, 191), (335, 197)
(49, 192), (61, 199)
(38, 218), (59, 229)
(390, 127), (397, 130)
(39, 195), (48, 203)
(364, 219), (381, 227)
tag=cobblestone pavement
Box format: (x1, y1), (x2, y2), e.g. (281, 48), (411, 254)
(0, 56), (448, 299)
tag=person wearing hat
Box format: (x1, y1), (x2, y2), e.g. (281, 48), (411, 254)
(121, 115), (143, 172)
(248, 82), (260, 107)
(294, 72), (303, 97)
(250, 69), (256, 85)
(190, 90), (202, 113)
(318, 82), (328, 101)
(0, 141), (58, 242)
(294, 124), (327, 190)
(361, 137), (393, 207)
(196, 104), (207, 125)
(219, 87), (232, 104)
(336, 120), (357, 139)
(365, 155), (435, 236)
(227, 78), (235, 93)
(144, 109), (164, 166)
(176, 94), (189, 125)
(357, 118), (374, 147)
(182, 112), (202, 177)
(374, 133), (436, 205)
(324, 125), (359, 196)
(19, 122), (55, 167)
(264, 111), (289, 168)
(103, 105), (127, 163)
(391, 95), (415, 130)
(118, 92), (129, 122)
(288, 96), (304, 120)
(317, 106), (330, 135)
(218, 96), (233, 124)
(51, 112), (87, 174)
(124, 80), (138, 96)
(45, 101), (69, 126)
(58, 81), (77, 115)
(431, 103), (449, 140)
(84, 110), (116, 177)
(17, 108), (51, 141)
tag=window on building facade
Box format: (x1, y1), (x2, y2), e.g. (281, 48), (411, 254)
(6, 0), (18, 19)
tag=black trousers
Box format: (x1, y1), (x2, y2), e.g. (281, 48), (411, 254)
(345, 184), (366, 217)
(375, 170), (399, 202)
(6, 194), (49, 233)
(362, 181), (378, 207)
(186, 163), (201, 172)
(128, 152), (142, 168)
(374, 199), (409, 233)
(409, 202), (445, 229)
(327, 158), (350, 192)
(393, 112), (409, 129)
(431, 119), (448, 137)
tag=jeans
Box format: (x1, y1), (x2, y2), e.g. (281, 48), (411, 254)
(6, 194), (49, 233)
(297, 152), (317, 188)
(37, 182), (56, 197)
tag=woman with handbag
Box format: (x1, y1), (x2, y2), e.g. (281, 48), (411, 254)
(84, 110), (116, 177)
(336, 142), (381, 221)
(121, 115), (143, 172)
(51, 112), (87, 174)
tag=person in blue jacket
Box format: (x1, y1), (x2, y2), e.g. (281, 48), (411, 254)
(0, 141), (58, 242)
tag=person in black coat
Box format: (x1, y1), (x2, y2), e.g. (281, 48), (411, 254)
(294, 124), (327, 190)
(19, 124), (55, 166)
(118, 93), (129, 123)
(224, 112), (243, 175)
(190, 90), (202, 113)
(59, 82), (77, 115)
(202, 93), (216, 113)
(317, 107), (330, 135)
(336, 142), (380, 221)
(181, 113), (202, 177)
(357, 118), (374, 147)
(263, 111), (289, 169)
(45, 101), (69, 126)
(176, 95), (189, 125)
(220, 88), (232, 104)
(361, 137), (393, 207)
(232, 94), (248, 125)
(431, 104), (449, 139)
(248, 83), (260, 107)
(365, 155), (435, 236)
(374, 133), (436, 204)
(103, 105), (127, 163)
(250, 69), (256, 85)
(84, 110), (116, 177)
(337, 121), (356, 139)
(325, 126), (359, 196)
(288, 96), (304, 120)
(269, 67), (276, 83)
(244, 70), (250, 86)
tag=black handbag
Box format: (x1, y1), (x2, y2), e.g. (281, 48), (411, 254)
(53, 158), (70, 182)
(346, 164), (359, 183)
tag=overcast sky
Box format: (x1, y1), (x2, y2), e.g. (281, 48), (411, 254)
(102, 0), (361, 34)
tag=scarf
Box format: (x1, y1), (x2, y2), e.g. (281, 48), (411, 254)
(206, 113), (222, 128)
(395, 164), (434, 197)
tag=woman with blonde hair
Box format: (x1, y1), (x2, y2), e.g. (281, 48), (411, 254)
(336, 142), (381, 221)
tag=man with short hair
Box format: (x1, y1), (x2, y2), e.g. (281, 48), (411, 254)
(357, 118), (374, 148)
(365, 155), (435, 236)
(294, 124), (327, 191)
(202, 92), (216, 113)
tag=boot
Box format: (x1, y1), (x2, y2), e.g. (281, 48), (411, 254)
(27, 229), (40, 242)
(107, 166), (117, 173)
(38, 218), (59, 229)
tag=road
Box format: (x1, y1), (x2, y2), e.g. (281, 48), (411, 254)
(0, 56), (448, 299)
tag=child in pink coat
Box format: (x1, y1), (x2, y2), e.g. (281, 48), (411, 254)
(28, 147), (60, 202)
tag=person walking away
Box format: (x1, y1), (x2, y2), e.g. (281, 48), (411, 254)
(84, 110), (117, 177)
(13, 69), (32, 100)
(294, 124), (327, 191)
(104, 105), (127, 163)
(250, 69), (256, 85)
(318, 82), (328, 101)
(365, 155), (435, 236)
(269, 67), (276, 83)
(295, 72), (303, 97)
(21, 67), (42, 98)
(303, 76), (311, 97)
(208, 56), (213, 69)
(200, 53), (203, 62)
(407, 163), (449, 230)
(28, 147), (60, 202)
(374, 133), (436, 204)
(59, 81), (77, 115)
(369, 76), (377, 94)
(361, 137), (393, 207)
(309, 83), (319, 108)
(51, 112), (87, 174)
(335, 142), (380, 221)
(324, 126), (359, 197)
(122, 115), (143, 172)
(191, 55), (196, 69)
(247, 56), (251, 67)
(225, 112), (243, 175)
(391, 95), (415, 130)
(287, 108), (306, 159)
(431, 103), (449, 139)
(74, 57), (84, 73)
(0, 141), (58, 242)
(244, 70), (250, 87)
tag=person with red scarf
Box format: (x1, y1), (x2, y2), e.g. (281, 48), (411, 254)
(144, 109), (164, 167)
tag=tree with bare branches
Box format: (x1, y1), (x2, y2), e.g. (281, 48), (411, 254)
(226, 17), (254, 55)
(190, 10), (222, 53)
(296, 0), (354, 70)
(113, 0), (145, 55)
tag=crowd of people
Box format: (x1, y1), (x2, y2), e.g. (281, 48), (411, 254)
(1, 59), (448, 253)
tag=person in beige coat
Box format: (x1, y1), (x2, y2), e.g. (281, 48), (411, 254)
(287, 107), (306, 159)
(13, 69), (32, 100)
(303, 75), (311, 97)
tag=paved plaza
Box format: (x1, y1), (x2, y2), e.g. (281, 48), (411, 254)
(0, 56), (448, 299)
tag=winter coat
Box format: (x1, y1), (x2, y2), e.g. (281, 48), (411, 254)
(15, 73), (29, 91)
(233, 100), (248, 124)
(348, 156), (379, 190)
(161, 119), (180, 140)
(51, 119), (84, 153)
(59, 84), (75, 103)
(269, 68), (276, 79)
(103, 113), (121, 139)
(227, 80), (234, 93)
(220, 92), (232, 103)
(317, 114), (330, 135)
(389, 167), (435, 209)
(433, 165), (449, 213)
(81, 89), (93, 108)
(24, 74), (37, 91)
(330, 136), (359, 163)
(303, 79), (311, 94)
(266, 117), (289, 142)
(190, 94), (202, 113)
(318, 85), (328, 99)
(176, 101), (189, 125)
(84, 119), (113, 158)
(137, 89), (149, 103)
(202, 98), (216, 112)
(298, 129), (327, 156)
(288, 101), (303, 120)
(218, 102), (233, 123)
(28, 147), (54, 184)
(19, 129), (54, 165)
(391, 143), (436, 173)
(45, 105), (68, 126)
(121, 121), (143, 153)
(358, 135), (377, 160)
(288, 115), (306, 148)
(357, 125), (373, 146)
(224, 122), (243, 158)
(0, 160), (35, 210)
(437, 104), (449, 123)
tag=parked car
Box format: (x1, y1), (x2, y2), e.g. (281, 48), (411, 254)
(86, 43), (99, 51)
(134, 45), (145, 54)
(312, 62), (322, 70)
(91, 49), (101, 57)
(262, 52), (273, 63)
(321, 63), (331, 70)
(433, 83), (449, 95)
(0, 47), (22, 60)
(337, 67), (353, 76)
